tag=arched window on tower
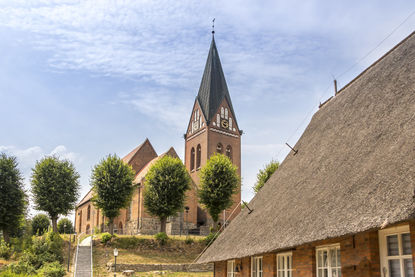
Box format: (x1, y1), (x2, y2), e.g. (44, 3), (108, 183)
(196, 144), (201, 169)
(225, 108), (228, 119)
(226, 145), (232, 161)
(216, 114), (220, 126)
(217, 143), (223, 154)
(221, 107), (224, 118)
(87, 205), (91, 221)
(229, 118), (233, 129)
(190, 147), (195, 171)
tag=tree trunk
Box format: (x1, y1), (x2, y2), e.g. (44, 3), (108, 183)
(109, 219), (114, 235)
(2, 229), (10, 243)
(51, 215), (58, 233)
(160, 217), (167, 233)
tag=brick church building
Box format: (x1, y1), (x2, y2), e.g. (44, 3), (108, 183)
(75, 34), (242, 235)
(197, 31), (415, 277)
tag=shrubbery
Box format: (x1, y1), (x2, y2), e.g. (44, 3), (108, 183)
(204, 232), (217, 246)
(6, 230), (64, 276)
(100, 233), (113, 244)
(31, 214), (50, 236)
(0, 239), (13, 260)
(184, 237), (194, 245)
(57, 218), (73, 234)
(154, 232), (168, 246)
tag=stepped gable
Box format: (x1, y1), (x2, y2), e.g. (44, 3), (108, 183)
(198, 31), (415, 263)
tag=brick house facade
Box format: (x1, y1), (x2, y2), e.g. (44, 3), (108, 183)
(198, 31), (415, 277)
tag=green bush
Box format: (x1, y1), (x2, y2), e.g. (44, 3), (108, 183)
(37, 262), (65, 277)
(0, 268), (39, 277)
(31, 214), (50, 236)
(204, 232), (217, 246)
(154, 232), (168, 246)
(57, 218), (73, 234)
(100, 233), (112, 244)
(9, 230), (64, 275)
(184, 237), (194, 245)
(0, 239), (12, 260)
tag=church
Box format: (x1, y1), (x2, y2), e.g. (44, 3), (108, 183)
(74, 33), (242, 235)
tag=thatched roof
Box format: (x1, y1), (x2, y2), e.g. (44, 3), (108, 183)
(198, 31), (415, 263)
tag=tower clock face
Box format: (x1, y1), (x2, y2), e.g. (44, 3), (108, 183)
(221, 119), (229, 129)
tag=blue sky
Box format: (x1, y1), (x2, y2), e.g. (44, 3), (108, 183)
(0, 0), (414, 217)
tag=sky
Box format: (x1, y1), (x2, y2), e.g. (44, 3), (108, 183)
(0, 0), (414, 218)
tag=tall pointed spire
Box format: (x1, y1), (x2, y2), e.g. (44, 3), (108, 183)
(196, 34), (237, 125)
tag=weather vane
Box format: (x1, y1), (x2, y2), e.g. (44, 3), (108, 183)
(212, 18), (215, 34)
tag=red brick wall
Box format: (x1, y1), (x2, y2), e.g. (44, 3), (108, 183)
(214, 230), (383, 277)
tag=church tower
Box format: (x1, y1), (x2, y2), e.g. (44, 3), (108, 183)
(184, 34), (242, 226)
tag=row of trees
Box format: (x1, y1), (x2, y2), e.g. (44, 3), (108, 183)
(90, 153), (240, 234)
(1, 148), (277, 241)
(0, 154), (80, 242)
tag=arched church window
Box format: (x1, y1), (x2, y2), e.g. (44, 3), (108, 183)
(217, 114), (220, 126)
(217, 143), (223, 154)
(226, 145), (232, 161)
(199, 116), (202, 128)
(87, 205), (91, 221)
(78, 211), (82, 233)
(221, 107), (224, 118)
(225, 108), (228, 119)
(196, 144), (201, 169)
(194, 111), (197, 121)
(229, 118), (233, 129)
(190, 147), (195, 171)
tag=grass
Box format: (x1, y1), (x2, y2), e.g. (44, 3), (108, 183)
(92, 235), (210, 277)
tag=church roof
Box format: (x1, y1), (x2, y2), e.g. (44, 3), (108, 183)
(197, 36), (237, 124)
(197, 31), (415, 263)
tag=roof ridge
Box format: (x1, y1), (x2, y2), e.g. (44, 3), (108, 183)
(336, 31), (415, 95)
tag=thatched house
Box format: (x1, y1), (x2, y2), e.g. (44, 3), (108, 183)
(197, 31), (415, 277)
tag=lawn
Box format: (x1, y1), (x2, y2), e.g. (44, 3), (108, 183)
(92, 235), (211, 277)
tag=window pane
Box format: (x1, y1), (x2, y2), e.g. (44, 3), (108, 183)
(337, 248), (341, 267)
(288, 255), (292, 269)
(323, 251), (328, 267)
(404, 258), (414, 277)
(332, 268), (339, 277)
(324, 268), (328, 277)
(388, 235), (400, 256)
(318, 251), (323, 267)
(318, 269), (323, 277)
(402, 234), (412, 255)
(330, 249), (337, 267)
(389, 259), (402, 277)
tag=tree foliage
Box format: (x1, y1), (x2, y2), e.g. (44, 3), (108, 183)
(253, 160), (279, 193)
(0, 153), (27, 243)
(198, 153), (239, 227)
(57, 218), (73, 234)
(91, 154), (135, 235)
(144, 156), (190, 233)
(31, 156), (80, 233)
(31, 214), (50, 236)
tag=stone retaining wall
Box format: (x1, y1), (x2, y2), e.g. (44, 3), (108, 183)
(107, 263), (213, 273)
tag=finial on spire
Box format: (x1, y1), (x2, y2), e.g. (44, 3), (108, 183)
(212, 18), (215, 35)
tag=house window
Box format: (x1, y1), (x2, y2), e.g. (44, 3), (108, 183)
(251, 256), (263, 277)
(87, 205), (91, 221)
(379, 225), (414, 277)
(316, 244), (341, 277)
(227, 260), (235, 277)
(217, 114), (220, 126)
(277, 252), (292, 277)
(190, 147), (195, 171)
(196, 144), (201, 169)
(217, 143), (223, 154)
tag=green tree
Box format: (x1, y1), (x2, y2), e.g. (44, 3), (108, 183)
(31, 214), (50, 236)
(31, 156), (80, 232)
(91, 154), (135, 235)
(57, 218), (73, 234)
(253, 160), (279, 193)
(0, 153), (27, 243)
(198, 153), (239, 230)
(144, 156), (190, 233)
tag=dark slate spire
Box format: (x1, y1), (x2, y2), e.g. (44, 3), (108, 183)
(197, 36), (237, 124)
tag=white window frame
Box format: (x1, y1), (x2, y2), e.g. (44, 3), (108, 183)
(227, 260), (235, 277)
(277, 252), (292, 277)
(251, 256), (263, 277)
(316, 244), (341, 277)
(379, 224), (413, 277)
